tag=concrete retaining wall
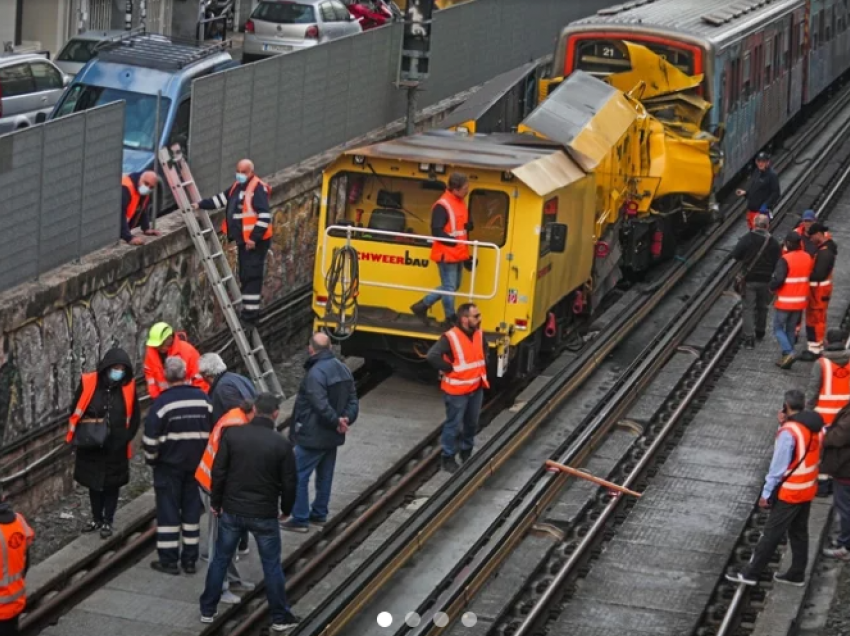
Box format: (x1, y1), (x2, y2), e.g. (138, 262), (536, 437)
(0, 91), (472, 448)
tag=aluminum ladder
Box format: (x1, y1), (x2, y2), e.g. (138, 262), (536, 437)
(157, 147), (284, 400)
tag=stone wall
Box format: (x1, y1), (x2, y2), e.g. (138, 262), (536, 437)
(0, 91), (473, 448)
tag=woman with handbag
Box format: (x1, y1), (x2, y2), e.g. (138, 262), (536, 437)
(66, 348), (140, 539)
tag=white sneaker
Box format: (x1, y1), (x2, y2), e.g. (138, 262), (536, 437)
(220, 590), (242, 604)
(231, 580), (256, 592)
(200, 612), (218, 624)
(823, 546), (850, 560)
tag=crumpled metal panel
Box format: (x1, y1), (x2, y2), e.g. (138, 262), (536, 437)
(521, 71), (638, 171)
(607, 41), (703, 99)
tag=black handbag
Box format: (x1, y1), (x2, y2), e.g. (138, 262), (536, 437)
(72, 417), (109, 449)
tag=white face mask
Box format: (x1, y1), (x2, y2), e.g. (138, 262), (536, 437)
(139, 184), (152, 196)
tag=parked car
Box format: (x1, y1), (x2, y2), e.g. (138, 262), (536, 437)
(47, 33), (238, 173)
(0, 53), (69, 134)
(54, 29), (138, 77)
(242, 0), (362, 63)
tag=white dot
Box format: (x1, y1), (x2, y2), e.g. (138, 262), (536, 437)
(434, 612), (450, 627)
(462, 612), (477, 627)
(377, 612), (393, 628)
(405, 612), (421, 627)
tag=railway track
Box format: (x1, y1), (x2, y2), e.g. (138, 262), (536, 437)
(16, 75), (850, 636)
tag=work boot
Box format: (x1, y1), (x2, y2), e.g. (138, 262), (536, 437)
(776, 353), (795, 369)
(442, 315), (457, 329)
(755, 331), (766, 341)
(743, 337), (755, 350)
(797, 350), (820, 361)
(441, 455), (459, 474)
(459, 449), (472, 463)
(410, 302), (429, 324)
(151, 561), (180, 576)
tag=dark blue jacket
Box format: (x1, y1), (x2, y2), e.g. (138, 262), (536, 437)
(290, 350), (359, 450)
(209, 371), (256, 424)
(144, 385), (213, 475)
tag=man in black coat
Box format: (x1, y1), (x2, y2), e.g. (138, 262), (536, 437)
(731, 213), (781, 348)
(822, 402), (850, 560)
(736, 151), (781, 229)
(69, 348), (140, 539)
(282, 333), (358, 533)
(199, 393), (299, 631)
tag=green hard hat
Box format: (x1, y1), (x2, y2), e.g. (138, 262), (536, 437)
(146, 322), (174, 348)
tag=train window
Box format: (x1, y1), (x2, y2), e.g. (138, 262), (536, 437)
(573, 39), (694, 75)
(764, 40), (773, 86)
(799, 22), (805, 58)
(539, 197), (559, 257)
(742, 52), (751, 99)
(468, 189), (509, 247)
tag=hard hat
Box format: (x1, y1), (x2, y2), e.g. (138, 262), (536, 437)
(146, 322), (173, 348)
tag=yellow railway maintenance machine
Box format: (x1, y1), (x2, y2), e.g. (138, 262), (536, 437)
(312, 45), (719, 381)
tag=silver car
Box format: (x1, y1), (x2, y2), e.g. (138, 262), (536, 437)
(54, 30), (131, 77)
(0, 54), (69, 134)
(242, 0), (363, 63)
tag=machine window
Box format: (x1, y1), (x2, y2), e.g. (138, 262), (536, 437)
(539, 197), (558, 256)
(468, 189), (509, 247)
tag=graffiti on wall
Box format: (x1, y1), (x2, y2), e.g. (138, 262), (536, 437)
(0, 187), (320, 446)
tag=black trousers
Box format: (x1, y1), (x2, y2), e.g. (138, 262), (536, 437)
(237, 240), (270, 321)
(89, 487), (120, 525)
(0, 616), (19, 636)
(154, 466), (203, 566)
(743, 500), (810, 579)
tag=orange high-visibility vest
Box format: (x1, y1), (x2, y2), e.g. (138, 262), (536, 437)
(195, 408), (250, 492)
(814, 357), (850, 426)
(66, 372), (136, 458)
(122, 174), (150, 228)
(775, 250), (813, 311)
(143, 333), (209, 400)
(776, 420), (821, 504)
(220, 176), (273, 242)
(430, 193), (470, 264)
(0, 512), (34, 620)
(809, 242), (835, 303)
(440, 327), (490, 396)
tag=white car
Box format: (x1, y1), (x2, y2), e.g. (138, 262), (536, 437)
(242, 0), (363, 63)
(54, 30), (131, 77)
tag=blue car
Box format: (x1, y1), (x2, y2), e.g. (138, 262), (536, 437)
(48, 32), (238, 173)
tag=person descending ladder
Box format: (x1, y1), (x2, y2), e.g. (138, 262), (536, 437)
(157, 146), (284, 400)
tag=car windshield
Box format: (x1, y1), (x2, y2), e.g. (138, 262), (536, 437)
(253, 1), (317, 23)
(53, 84), (171, 151)
(56, 39), (99, 63)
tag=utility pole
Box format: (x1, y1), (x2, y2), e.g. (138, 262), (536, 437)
(397, 0), (434, 135)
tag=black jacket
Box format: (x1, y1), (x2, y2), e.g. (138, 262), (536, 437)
(823, 405), (850, 480)
(198, 178), (271, 245)
(72, 348), (141, 491)
(143, 385), (212, 474)
(730, 229), (781, 282)
(290, 350), (359, 450)
(744, 167), (781, 211)
(810, 239), (838, 286)
(209, 371), (256, 424)
(210, 416), (297, 518)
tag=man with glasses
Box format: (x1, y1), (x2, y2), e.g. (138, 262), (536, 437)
(427, 303), (489, 473)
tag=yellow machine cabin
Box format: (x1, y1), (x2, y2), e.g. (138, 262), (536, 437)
(313, 132), (595, 377)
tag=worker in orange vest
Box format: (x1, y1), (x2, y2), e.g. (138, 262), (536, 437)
(769, 232), (813, 369)
(726, 389), (823, 586)
(0, 495), (34, 636)
(807, 330), (850, 426)
(195, 402), (255, 604)
(783, 209), (818, 256)
(121, 171), (161, 246)
(67, 348), (140, 540)
(193, 159), (273, 325)
(800, 223), (838, 359)
(411, 172), (473, 328)
(426, 302), (489, 473)
(143, 322), (208, 400)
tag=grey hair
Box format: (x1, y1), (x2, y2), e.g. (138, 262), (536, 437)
(164, 356), (187, 384)
(754, 214), (770, 229)
(199, 352), (227, 378)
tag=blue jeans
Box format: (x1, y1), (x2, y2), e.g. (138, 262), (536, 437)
(422, 261), (463, 320)
(774, 309), (802, 355)
(199, 512), (290, 622)
(291, 446), (337, 526)
(441, 388), (483, 458)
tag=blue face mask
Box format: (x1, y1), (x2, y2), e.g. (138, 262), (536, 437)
(235, 173), (248, 185)
(108, 368), (125, 382)
(138, 184), (152, 196)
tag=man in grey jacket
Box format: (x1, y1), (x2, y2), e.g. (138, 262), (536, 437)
(282, 333), (358, 533)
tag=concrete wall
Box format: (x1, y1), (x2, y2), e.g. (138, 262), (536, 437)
(21, 0), (70, 55)
(0, 0), (17, 48)
(0, 91), (469, 448)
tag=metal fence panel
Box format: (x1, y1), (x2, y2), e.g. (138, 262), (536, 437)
(189, 0), (618, 197)
(0, 103), (124, 293)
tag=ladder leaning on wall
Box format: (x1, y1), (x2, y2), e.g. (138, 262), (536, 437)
(157, 146), (285, 400)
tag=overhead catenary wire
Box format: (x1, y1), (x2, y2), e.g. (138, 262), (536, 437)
(324, 242), (360, 341)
